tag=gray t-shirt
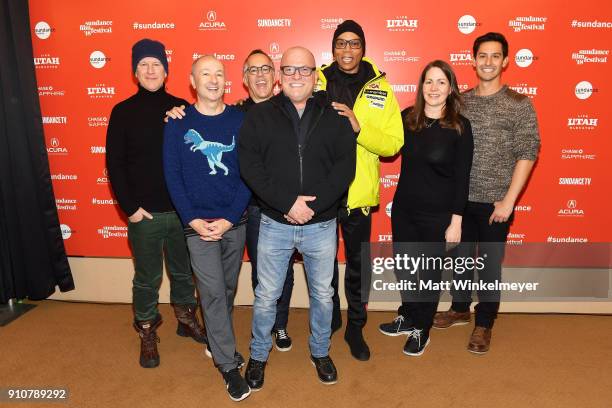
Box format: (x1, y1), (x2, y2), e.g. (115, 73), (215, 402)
(462, 85), (540, 203)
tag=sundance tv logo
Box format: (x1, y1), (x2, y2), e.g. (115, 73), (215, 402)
(391, 84), (417, 93)
(257, 18), (291, 28)
(34, 21), (54, 39)
(386, 16), (418, 32)
(42, 116), (67, 125)
(559, 177), (592, 186)
(199, 10), (226, 31)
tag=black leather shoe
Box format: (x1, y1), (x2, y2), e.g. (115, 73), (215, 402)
(344, 324), (371, 361)
(245, 358), (266, 391)
(310, 355), (337, 385)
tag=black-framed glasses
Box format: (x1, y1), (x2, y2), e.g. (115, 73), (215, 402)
(245, 65), (273, 76)
(334, 39), (362, 49)
(280, 66), (316, 76)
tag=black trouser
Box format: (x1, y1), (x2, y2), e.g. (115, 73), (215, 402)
(450, 201), (513, 328)
(332, 208), (371, 330)
(246, 204), (295, 330)
(392, 205), (451, 336)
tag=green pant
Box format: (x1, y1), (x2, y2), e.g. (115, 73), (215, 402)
(128, 211), (195, 321)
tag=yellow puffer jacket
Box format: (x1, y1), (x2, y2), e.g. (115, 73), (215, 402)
(317, 57), (404, 211)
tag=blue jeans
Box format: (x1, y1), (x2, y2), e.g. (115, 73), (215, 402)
(250, 214), (337, 361)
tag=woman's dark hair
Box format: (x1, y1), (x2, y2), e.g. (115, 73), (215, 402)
(405, 60), (464, 134)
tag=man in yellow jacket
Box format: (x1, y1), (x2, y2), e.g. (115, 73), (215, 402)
(317, 20), (403, 361)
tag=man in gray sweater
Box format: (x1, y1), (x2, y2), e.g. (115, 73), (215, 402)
(433, 32), (540, 353)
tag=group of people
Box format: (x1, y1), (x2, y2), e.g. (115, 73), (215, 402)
(106, 19), (540, 402)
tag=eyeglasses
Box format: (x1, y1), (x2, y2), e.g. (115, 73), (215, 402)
(280, 66), (316, 77)
(334, 39), (362, 49)
(245, 65), (273, 76)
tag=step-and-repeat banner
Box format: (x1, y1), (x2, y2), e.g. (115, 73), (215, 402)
(29, 1), (610, 261)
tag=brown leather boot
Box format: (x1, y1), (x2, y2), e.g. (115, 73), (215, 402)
(173, 304), (208, 344)
(433, 309), (471, 329)
(467, 326), (492, 354)
(134, 315), (162, 368)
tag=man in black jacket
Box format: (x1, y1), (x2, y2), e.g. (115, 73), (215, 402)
(239, 47), (355, 390)
(106, 39), (206, 369)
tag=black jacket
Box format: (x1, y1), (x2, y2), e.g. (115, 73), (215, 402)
(238, 92), (356, 224)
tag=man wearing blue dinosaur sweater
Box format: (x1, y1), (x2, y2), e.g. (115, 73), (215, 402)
(163, 55), (251, 402)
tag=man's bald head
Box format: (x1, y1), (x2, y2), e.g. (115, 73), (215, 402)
(279, 46), (317, 109)
(190, 55), (225, 105)
(280, 46), (316, 68)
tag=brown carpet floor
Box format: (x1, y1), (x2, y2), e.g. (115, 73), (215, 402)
(1, 301), (611, 408)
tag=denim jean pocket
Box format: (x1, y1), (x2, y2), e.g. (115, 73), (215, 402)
(318, 218), (336, 229)
(260, 213), (272, 226)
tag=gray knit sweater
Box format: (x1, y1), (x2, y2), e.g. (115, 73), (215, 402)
(462, 85), (540, 203)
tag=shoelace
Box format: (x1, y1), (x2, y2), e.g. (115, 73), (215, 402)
(276, 329), (289, 340)
(408, 329), (422, 349)
(393, 315), (405, 331)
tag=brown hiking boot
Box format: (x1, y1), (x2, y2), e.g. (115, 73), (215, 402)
(467, 326), (492, 354)
(134, 315), (162, 368)
(433, 309), (471, 329)
(173, 304), (208, 344)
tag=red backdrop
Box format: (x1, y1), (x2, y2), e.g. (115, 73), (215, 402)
(29, 0), (611, 260)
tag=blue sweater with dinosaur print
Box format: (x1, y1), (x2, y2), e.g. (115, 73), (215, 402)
(163, 104), (251, 226)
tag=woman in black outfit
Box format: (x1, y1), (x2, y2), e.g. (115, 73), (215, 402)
(381, 60), (473, 356)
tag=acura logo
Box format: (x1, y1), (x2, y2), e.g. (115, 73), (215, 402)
(51, 138), (59, 147)
(270, 42), (280, 53)
(567, 199), (577, 209)
(103, 168), (109, 177)
(207, 11), (216, 21)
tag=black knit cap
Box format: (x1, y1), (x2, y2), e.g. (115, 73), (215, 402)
(132, 39), (169, 74)
(332, 19), (366, 55)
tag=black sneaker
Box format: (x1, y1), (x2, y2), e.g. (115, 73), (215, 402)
(273, 328), (292, 351)
(310, 355), (337, 385)
(222, 368), (251, 402)
(245, 358), (266, 391)
(379, 315), (414, 336)
(204, 346), (245, 369)
(403, 329), (430, 356)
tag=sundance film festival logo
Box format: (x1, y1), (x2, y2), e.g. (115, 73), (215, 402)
(384, 50), (420, 63)
(42, 116), (67, 124)
(90, 51), (110, 68)
(269, 42), (283, 61)
(450, 50), (472, 66)
(91, 146), (106, 154)
(558, 200), (585, 217)
(320, 17), (344, 30)
(391, 84), (417, 93)
(574, 81), (597, 100)
(56, 198), (77, 211)
(47, 137), (68, 155)
(97, 168), (109, 184)
(510, 83), (538, 98)
(192, 52), (235, 62)
(51, 173), (78, 181)
(87, 84), (115, 99)
(559, 177), (592, 186)
(97, 225), (128, 239)
(572, 49), (609, 64)
(79, 20), (112, 36)
(34, 21), (55, 39)
(507, 232), (526, 245)
(385, 202), (393, 217)
(514, 205), (532, 212)
(199, 10), (226, 31)
(60, 224), (73, 240)
(508, 16), (547, 32)
(257, 18), (291, 28)
(38, 85), (65, 97)
(457, 15), (481, 34)
(380, 173), (399, 188)
(34, 54), (60, 69)
(570, 19), (612, 29)
(561, 148), (596, 160)
(386, 16), (418, 32)
(567, 114), (598, 130)
(514, 49), (538, 68)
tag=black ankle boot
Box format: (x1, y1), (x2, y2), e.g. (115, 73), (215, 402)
(134, 314), (162, 368)
(344, 323), (370, 361)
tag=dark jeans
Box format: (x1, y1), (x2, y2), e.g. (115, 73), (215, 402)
(450, 201), (513, 328)
(332, 208), (371, 329)
(128, 211), (196, 322)
(246, 204), (295, 330)
(392, 205), (451, 335)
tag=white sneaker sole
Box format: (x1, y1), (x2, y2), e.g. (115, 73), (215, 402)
(275, 344), (292, 352)
(402, 338), (431, 357)
(227, 387), (251, 402)
(378, 327), (412, 337)
(432, 320), (470, 330)
(310, 360), (338, 385)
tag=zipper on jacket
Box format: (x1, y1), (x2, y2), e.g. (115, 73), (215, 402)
(298, 144), (304, 191)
